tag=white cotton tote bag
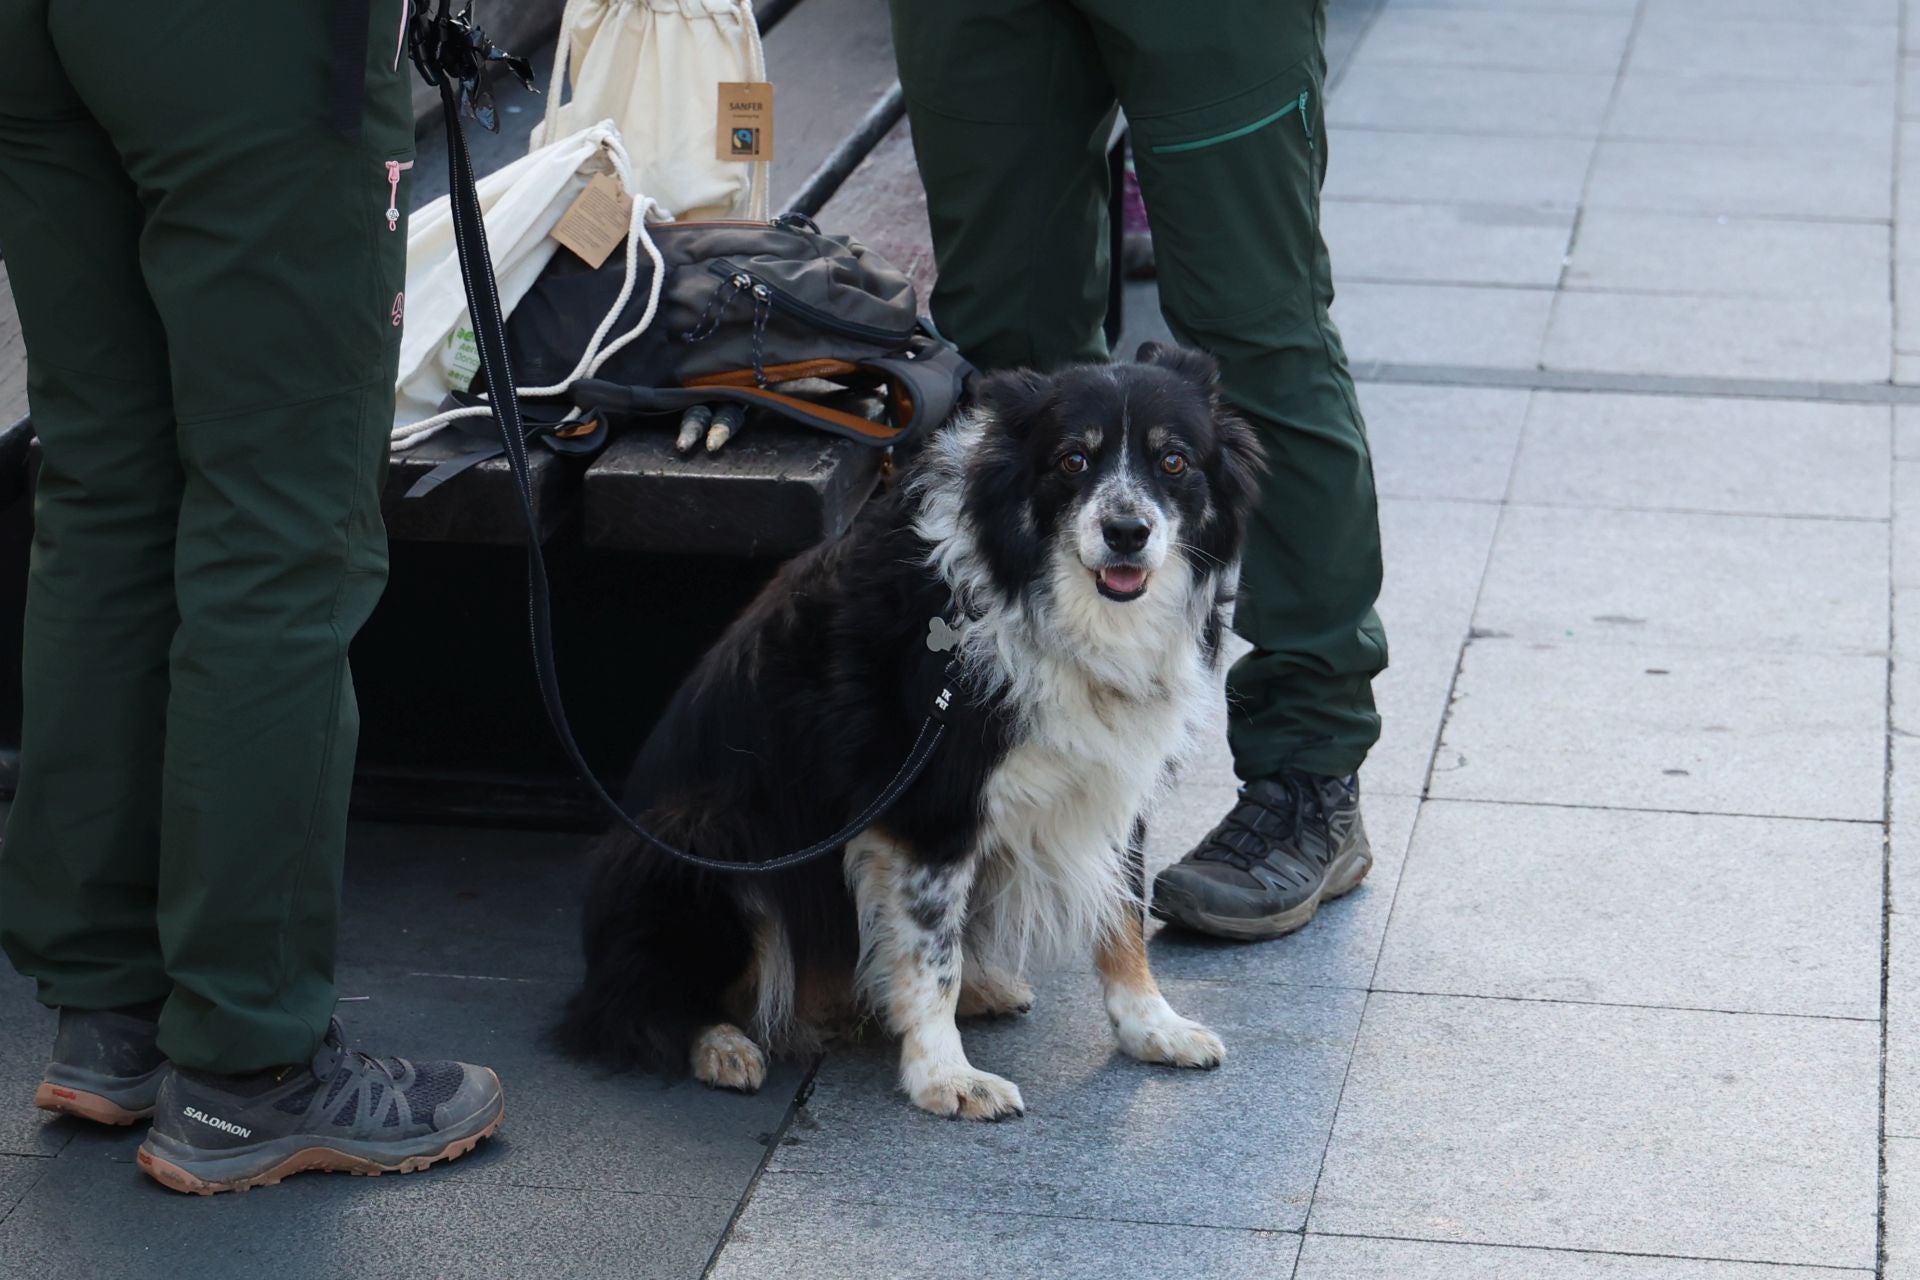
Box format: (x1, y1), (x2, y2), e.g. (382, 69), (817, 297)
(529, 0), (770, 222)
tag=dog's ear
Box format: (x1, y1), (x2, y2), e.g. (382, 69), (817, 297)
(1213, 406), (1268, 514)
(971, 367), (1056, 438)
(1135, 341), (1220, 392)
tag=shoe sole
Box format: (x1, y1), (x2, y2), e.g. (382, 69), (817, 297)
(136, 1076), (505, 1196)
(1156, 839), (1375, 943)
(34, 1081), (153, 1126)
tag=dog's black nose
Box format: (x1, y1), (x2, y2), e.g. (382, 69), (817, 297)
(1103, 517), (1151, 554)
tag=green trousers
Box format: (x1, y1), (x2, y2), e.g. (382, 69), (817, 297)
(0, 0), (411, 1072)
(889, 0), (1387, 779)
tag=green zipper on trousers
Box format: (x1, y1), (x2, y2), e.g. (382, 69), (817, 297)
(1150, 89), (1313, 155)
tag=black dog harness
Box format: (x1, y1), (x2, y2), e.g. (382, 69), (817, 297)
(407, 1), (957, 874)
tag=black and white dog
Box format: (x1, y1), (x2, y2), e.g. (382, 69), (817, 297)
(557, 344), (1264, 1119)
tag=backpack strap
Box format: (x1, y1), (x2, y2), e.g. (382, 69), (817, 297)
(568, 335), (976, 448)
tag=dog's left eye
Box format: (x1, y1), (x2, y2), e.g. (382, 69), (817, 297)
(1160, 450), (1189, 476)
(1059, 451), (1088, 475)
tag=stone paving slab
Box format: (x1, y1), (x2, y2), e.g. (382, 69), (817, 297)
(1332, 282), (1554, 371)
(1585, 139), (1892, 221)
(1323, 133), (1594, 209)
(1362, 384), (1530, 503)
(1328, 64), (1615, 138)
(0, 1125), (736, 1280)
(1294, 1234), (1868, 1279)
(1900, 406), (1920, 460)
(757, 978), (1366, 1232)
(1362, 624), (1467, 800)
(1508, 393), (1893, 520)
(1474, 505), (1889, 654)
(1648, 0), (1895, 22)
(1377, 498), (1501, 639)
(1431, 640), (1887, 821)
(0, 1155), (44, 1230)
(1892, 1138), (1920, 1280)
(1892, 913), (1920, 1140)
(1890, 459), (1920, 588)
(1374, 800), (1884, 1018)
(0, 975), (63, 1159)
(1609, 75), (1897, 147)
(328, 968), (798, 1201)
(1310, 993), (1881, 1268)
(1322, 200), (1574, 288)
(1357, 7), (1634, 73)
(709, 1195), (1304, 1280)
(1563, 212), (1891, 301)
(1152, 793), (1419, 992)
(1628, 12), (1896, 82)
(1541, 291), (1893, 384)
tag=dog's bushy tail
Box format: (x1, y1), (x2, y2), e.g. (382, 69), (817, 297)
(555, 832), (754, 1075)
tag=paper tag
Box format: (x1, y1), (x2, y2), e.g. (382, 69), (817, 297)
(550, 173), (634, 269)
(718, 81), (774, 162)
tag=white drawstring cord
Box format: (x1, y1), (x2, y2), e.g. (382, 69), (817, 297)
(391, 134), (668, 451)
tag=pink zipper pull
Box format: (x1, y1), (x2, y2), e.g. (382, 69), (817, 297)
(384, 159), (414, 230)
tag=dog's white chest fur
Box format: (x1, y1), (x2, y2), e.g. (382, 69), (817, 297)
(967, 611), (1214, 970)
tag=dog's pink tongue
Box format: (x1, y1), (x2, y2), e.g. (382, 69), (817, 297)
(1101, 566), (1148, 595)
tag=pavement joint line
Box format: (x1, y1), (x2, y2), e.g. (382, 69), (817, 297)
(1351, 361), (1920, 404)
(1398, 495), (1894, 525)
(702, 1052), (823, 1279)
(1362, 985), (1882, 1026)
(1305, 1228), (1877, 1274)
(1446, 628), (1894, 668)
(403, 970), (547, 984)
(1413, 792), (1890, 828)
(736, 1183), (1320, 1239)
(1324, 193), (1896, 229)
(1878, 74), (1901, 1263)
(1418, 794), (1899, 827)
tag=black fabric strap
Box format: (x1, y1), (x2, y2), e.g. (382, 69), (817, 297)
(418, 20), (953, 874)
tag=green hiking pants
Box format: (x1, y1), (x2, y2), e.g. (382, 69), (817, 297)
(0, 0), (412, 1072)
(889, 0), (1387, 779)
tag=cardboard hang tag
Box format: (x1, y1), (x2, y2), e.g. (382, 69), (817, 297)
(718, 81), (774, 162)
(550, 172), (634, 269)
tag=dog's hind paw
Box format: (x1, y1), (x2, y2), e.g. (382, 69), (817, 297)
(957, 969), (1036, 1019)
(691, 1024), (768, 1093)
(1114, 1005), (1226, 1071)
(905, 1063), (1025, 1121)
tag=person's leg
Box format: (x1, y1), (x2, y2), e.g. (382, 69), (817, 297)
(0, 1), (178, 1019)
(887, 0), (1115, 372)
(1089, 0), (1387, 938)
(49, 0), (412, 1074)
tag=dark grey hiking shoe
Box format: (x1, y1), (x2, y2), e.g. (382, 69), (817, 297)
(136, 1019), (503, 1195)
(1152, 771), (1373, 942)
(35, 1004), (168, 1126)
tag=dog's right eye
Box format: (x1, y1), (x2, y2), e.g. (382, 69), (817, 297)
(1059, 451), (1088, 475)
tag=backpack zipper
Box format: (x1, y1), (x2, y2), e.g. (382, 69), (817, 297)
(385, 159), (415, 230)
(707, 259), (916, 345)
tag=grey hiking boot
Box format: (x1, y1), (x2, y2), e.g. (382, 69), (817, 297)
(1151, 770), (1373, 942)
(136, 1019), (504, 1195)
(35, 1003), (169, 1126)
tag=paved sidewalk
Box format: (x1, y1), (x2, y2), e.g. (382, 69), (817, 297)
(2, 0), (1916, 1275)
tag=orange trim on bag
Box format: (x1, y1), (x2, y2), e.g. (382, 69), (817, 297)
(684, 359), (863, 388)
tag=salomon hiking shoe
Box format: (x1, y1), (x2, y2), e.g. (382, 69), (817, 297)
(35, 1004), (168, 1125)
(1152, 771), (1372, 942)
(136, 1020), (503, 1195)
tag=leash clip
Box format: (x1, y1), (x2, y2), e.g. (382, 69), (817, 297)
(406, 0), (536, 132)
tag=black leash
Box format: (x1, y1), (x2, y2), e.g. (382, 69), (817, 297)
(406, 2), (957, 874)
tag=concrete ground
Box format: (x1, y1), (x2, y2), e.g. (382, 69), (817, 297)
(3, 0), (1918, 1275)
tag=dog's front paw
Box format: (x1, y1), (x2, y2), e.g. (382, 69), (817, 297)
(691, 1024), (768, 1093)
(905, 1063), (1026, 1121)
(1113, 1001), (1226, 1070)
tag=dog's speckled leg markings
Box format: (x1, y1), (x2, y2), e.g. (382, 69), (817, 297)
(690, 1023), (768, 1093)
(847, 832), (1024, 1120)
(1096, 907), (1225, 1070)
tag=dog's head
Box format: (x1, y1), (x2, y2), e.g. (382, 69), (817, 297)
(956, 344), (1265, 612)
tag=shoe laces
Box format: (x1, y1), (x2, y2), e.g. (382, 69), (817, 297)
(1194, 772), (1331, 872)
